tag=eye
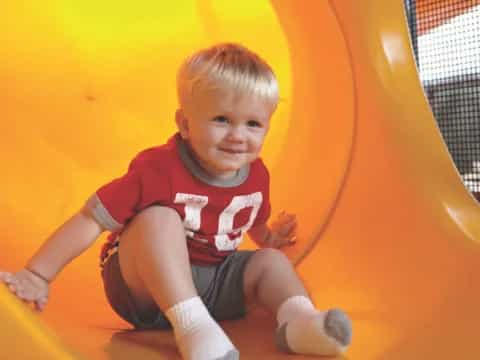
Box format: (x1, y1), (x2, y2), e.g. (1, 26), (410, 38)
(212, 115), (229, 123)
(247, 120), (262, 128)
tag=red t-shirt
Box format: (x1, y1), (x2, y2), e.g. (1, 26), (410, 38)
(86, 133), (270, 265)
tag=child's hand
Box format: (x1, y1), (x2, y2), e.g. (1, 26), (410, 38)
(268, 211), (298, 249)
(0, 269), (49, 311)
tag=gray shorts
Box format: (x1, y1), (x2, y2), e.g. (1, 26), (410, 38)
(101, 250), (255, 330)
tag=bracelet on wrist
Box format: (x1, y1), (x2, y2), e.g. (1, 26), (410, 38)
(25, 268), (51, 284)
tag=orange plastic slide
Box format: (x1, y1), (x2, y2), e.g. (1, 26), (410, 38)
(1, 1), (479, 359)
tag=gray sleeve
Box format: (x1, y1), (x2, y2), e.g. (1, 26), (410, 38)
(85, 193), (123, 232)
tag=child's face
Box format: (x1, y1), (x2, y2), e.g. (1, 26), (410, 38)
(177, 88), (275, 180)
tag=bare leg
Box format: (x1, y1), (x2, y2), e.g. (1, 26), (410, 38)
(243, 248), (352, 356)
(117, 206), (238, 360)
(243, 248), (308, 314)
(118, 206), (196, 317)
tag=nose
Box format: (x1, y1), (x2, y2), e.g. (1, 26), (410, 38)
(226, 125), (246, 143)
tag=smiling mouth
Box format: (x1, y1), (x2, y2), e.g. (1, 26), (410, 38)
(219, 148), (245, 154)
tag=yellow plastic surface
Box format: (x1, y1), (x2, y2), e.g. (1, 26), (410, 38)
(1, 0), (479, 359)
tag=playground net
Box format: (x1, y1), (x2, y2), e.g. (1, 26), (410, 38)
(405, 0), (480, 201)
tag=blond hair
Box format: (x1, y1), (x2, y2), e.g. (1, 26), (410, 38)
(177, 43), (279, 110)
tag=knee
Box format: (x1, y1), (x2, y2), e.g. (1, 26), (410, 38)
(254, 248), (292, 269)
(245, 248), (294, 290)
(134, 206), (182, 227)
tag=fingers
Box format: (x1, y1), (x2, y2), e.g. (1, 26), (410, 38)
(275, 212), (298, 237)
(269, 211), (299, 249)
(277, 237), (297, 248)
(15, 287), (47, 304)
(281, 220), (298, 238)
(275, 232), (297, 249)
(0, 271), (14, 283)
(13, 287), (48, 311)
(35, 297), (48, 312)
(274, 211), (296, 229)
(274, 239), (295, 249)
(0, 274), (19, 293)
(0, 271), (49, 311)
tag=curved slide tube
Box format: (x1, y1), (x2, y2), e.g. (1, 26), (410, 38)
(1, 1), (479, 359)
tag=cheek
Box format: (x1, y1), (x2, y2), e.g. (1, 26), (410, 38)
(193, 127), (215, 147)
(203, 125), (223, 143)
(249, 134), (265, 152)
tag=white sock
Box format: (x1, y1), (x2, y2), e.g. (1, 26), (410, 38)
(276, 295), (352, 356)
(165, 296), (238, 360)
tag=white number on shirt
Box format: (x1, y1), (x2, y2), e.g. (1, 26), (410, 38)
(174, 192), (263, 250)
(174, 193), (209, 240)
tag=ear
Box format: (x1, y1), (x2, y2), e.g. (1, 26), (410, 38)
(175, 109), (189, 139)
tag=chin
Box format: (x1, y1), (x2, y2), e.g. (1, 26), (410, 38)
(211, 157), (251, 173)
(222, 161), (247, 170)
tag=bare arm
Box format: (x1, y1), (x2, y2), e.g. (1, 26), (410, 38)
(0, 205), (104, 311)
(26, 205), (104, 282)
